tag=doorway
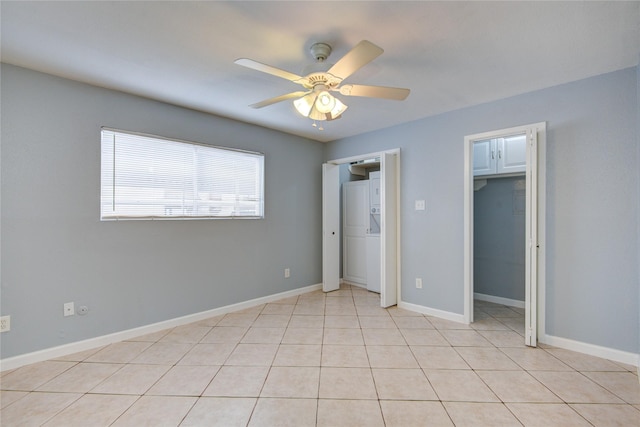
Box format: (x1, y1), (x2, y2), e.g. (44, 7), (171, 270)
(322, 149), (400, 307)
(464, 123), (546, 347)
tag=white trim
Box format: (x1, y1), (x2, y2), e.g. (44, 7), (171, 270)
(540, 333), (639, 368)
(326, 148), (399, 166)
(474, 293), (525, 309)
(398, 301), (466, 324)
(402, 300), (639, 370)
(344, 281), (367, 290)
(0, 284), (322, 372)
(536, 124), (547, 344)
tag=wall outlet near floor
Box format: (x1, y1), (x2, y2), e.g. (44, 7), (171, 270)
(284, 268), (291, 278)
(0, 315), (10, 332)
(416, 278), (423, 289)
(63, 302), (75, 317)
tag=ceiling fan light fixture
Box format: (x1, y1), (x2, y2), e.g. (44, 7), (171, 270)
(308, 107), (329, 121)
(299, 92), (348, 121)
(315, 91), (336, 113)
(293, 92), (318, 117)
(328, 97), (347, 119)
(293, 89), (347, 121)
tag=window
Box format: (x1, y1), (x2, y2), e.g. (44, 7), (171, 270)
(100, 129), (264, 220)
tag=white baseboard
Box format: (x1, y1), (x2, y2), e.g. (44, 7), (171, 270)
(540, 333), (639, 368)
(400, 300), (638, 371)
(341, 279), (367, 289)
(398, 301), (466, 324)
(474, 292), (525, 309)
(0, 283), (322, 372)
(344, 281), (367, 290)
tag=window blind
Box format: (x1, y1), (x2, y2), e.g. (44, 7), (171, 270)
(100, 129), (264, 220)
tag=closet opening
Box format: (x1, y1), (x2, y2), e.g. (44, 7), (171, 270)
(342, 160), (381, 293)
(473, 175), (527, 333)
(322, 149), (400, 308)
(464, 123), (546, 347)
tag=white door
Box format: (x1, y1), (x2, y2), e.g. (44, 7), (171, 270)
(525, 130), (538, 346)
(343, 181), (369, 285)
(322, 163), (340, 292)
(380, 153), (398, 308)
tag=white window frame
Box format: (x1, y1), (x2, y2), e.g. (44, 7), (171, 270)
(100, 128), (264, 220)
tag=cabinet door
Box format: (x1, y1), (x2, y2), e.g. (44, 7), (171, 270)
(473, 139), (496, 176)
(497, 134), (526, 174)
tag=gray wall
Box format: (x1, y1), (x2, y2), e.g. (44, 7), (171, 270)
(325, 67), (639, 353)
(1, 64), (324, 359)
(474, 176), (525, 302)
(2, 63), (638, 359)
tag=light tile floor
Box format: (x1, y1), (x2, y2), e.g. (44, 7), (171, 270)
(1, 284), (639, 426)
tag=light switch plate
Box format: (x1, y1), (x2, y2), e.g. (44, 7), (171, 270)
(415, 200), (426, 211)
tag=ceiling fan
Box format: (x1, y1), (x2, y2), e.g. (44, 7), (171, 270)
(235, 40), (410, 123)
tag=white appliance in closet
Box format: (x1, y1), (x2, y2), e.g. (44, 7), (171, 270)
(342, 171), (381, 292)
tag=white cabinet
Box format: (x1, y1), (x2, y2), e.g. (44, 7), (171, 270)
(473, 139), (496, 176)
(473, 134), (526, 177)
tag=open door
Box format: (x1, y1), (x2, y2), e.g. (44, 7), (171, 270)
(380, 153), (398, 307)
(322, 163), (340, 292)
(464, 122), (545, 347)
(525, 129), (538, 346)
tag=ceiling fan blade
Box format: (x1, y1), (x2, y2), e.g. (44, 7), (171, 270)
(249, 91), (310, 109)
(338, 84), (410, 101)
(327, 40), (384, 81)
(235, 58), (303, 82)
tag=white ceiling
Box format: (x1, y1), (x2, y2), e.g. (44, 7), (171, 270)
(2, 1), (639, 142)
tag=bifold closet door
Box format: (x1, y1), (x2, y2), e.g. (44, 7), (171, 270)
(322, 163), (340, 292)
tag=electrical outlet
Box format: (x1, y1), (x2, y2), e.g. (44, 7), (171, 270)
(63, 302), (75, 317)
(0, 315), (10, 332)
(416, 278), (423, 289)
(284, 268), (290, 278)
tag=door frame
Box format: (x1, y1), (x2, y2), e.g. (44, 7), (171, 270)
(323, 148), (401, 306)
(463, 122), (546, 346)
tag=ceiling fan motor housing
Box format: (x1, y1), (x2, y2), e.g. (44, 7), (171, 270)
(310, 42), (331, 62)
(300, 43), (341, 88)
